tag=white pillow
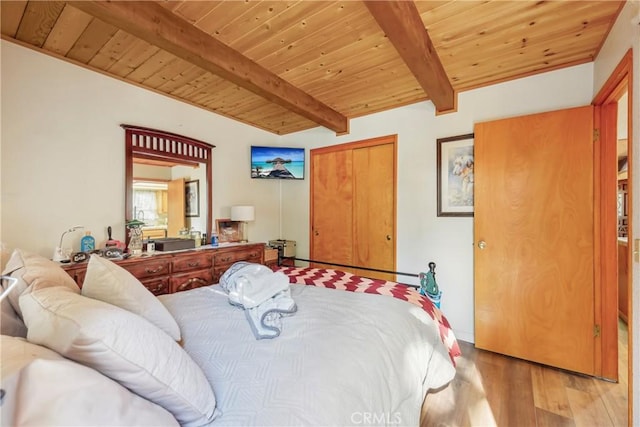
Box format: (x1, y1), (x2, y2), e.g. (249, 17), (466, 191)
(82, 255), (181, 340)
(19, 287), (219, 427)
(1, 248), (79, 319)
(1, 336), (179, 427)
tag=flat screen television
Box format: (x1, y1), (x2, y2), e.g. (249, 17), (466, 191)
(251, 146), (305, 180)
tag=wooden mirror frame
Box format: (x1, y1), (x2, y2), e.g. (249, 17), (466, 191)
(123, 124), (214, 243)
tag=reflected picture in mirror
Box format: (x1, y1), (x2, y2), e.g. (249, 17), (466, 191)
(185, 180), (200, 217)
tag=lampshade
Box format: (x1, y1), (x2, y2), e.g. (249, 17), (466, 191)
(231, 205), (255, 222)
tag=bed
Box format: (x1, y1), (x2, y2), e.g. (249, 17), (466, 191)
(1, 249), (460, 426)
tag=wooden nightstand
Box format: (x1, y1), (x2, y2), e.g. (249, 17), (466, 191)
(264, 247), (279, 268)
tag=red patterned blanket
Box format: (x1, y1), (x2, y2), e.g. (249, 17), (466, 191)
(273, 266), (461, 365)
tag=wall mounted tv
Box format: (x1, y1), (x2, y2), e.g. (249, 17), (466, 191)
(251, 146), (305, 180)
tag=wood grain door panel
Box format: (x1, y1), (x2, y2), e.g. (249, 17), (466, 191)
(353, 143), (395, 280)
(311, 149), (354, 271)
(167, 177), (185, 238)
(474, 105), (595, 375)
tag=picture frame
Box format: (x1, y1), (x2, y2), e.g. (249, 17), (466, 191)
(437, 133), (475, 217)
(216, 218), (241, 243)
(185, 180), (200, 217)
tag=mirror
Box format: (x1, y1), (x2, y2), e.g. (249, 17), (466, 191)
(123, 125), (214, 243)
(132, 168), (202, 239)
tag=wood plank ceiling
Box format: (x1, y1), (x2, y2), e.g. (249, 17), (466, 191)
(1, 1), (624, 135)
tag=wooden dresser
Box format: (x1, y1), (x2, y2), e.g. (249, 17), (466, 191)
(62, 243), (264, 295)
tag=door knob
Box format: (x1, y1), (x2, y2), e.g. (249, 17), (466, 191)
(314, 230), (319, 236)
(386, 235), (391, 241)
(478, 240), (487, 250)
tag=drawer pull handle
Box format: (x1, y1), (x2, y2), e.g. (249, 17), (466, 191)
(178, 277), (207, 291)
(145, 266), (164, 274)
(148, 284), (165, 293)
(187, 261), (200, 267)
(221, 256), (232, 262)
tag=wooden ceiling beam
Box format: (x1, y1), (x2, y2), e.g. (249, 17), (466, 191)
(69, 1), (348, 134)
(364, 0), (456, 113)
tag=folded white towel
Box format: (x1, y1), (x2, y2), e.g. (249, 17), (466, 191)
(228, 268), (290, 308)
(219, 262), (297, 339)
(244, 289), (296, 339)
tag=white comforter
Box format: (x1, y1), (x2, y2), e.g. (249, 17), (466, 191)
(159, 284), (456, 426)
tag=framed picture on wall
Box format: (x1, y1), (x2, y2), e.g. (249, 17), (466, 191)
(185, 180), (200, 217)
(437, 133), (475, 217)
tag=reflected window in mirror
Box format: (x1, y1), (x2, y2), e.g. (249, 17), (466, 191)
(133, 181), (168, 226)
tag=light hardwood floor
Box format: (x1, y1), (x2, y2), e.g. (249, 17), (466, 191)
(421, 320), (628, 427)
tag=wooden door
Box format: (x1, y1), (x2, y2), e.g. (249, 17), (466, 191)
(167, 178), (185, 237)
(311, 149), (354, 270)
(353, 144), (395, 280)
(474, 105), (596, 375)
(311, 136), (396, 280)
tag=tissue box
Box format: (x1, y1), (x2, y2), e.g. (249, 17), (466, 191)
(154, 238), (196, 251)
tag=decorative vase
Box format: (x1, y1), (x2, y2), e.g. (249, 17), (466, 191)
(126, 219), (145, 255)
(419, 261), (442, 308)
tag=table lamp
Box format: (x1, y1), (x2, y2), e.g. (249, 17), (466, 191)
(52, 225), (84, 262)
(231, 206), (255, 243)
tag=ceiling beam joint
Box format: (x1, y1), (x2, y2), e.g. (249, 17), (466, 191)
(364, 0), (456, 114)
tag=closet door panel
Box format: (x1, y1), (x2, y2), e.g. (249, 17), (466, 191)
(353, 143), (395, 280)
(311, 149), (354, 270)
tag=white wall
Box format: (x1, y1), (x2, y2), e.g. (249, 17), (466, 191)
(281, 64), (594, 343)
(593, 0), (640, 424)
(619, 92), (629, 139)
(133, 164), (173, 181)
(0, 40), (282, 262)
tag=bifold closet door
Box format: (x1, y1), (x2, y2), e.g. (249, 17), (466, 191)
(353, 144), (395, 280)
(311, 149), (355, 271)
(311, 136), (396, 280)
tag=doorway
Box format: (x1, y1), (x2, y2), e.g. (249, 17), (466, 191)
(592, 48), (633, 419)
(616, 91), (629, 329)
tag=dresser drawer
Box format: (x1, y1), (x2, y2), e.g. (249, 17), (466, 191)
(172, 253), (212, 273)
(264, 248), (279, 268)
(141, 277), (170, 296)
(213, 248), (262, 265)
(123, 259), (170, 279)
(64, 266), (87, 287)
(212, 267), (226, 284)
(170, 269), (214, 293)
